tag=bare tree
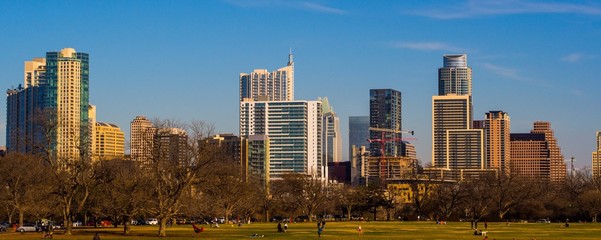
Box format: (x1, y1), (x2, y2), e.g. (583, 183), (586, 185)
(430, 181), (468, 220)
(489, 174), (541, 219)
(146, 119), (219, 237)
(92, 159), (152, 234)
(335, 185), (363, 221)
(276, 173), (330, 222)
(0, 153), (52, 226)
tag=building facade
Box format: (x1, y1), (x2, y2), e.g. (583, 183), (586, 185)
(510, 122), (566, 183)
(94, 122), (125, 161)
(239, 53), (294, 102)
(6, 48), (90, 160)
(531, 121), (566, 183)
(593, 131), (601, 179)
(484, 111), (511, 175)
(321, 97), (342, 163)
(432, 95), (471, 168)
(349, 116), (369, 156)
(154, 128), (188, 166)
(369, 89), (403, 157)
(240, 100), (323, 180)
(130, 116), (155, 163)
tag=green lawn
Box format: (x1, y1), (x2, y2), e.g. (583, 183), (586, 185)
(1, 221), (599, 239)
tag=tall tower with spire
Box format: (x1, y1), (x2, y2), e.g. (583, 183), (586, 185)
(239, 52), (294, 101)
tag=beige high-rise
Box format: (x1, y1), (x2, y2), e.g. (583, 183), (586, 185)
(484, 111), (511, 175)
(130, 116), (155, 163)
(94, 122), (125, 161)
(592, 131), (601, 179)
(239, 53), (294, 102)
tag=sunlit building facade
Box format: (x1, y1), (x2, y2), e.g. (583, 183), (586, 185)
(130, 116), (155, 163)
(593, 131), (601, 179)
(484, 111), (511, 175)
(94, 122), (125, 161)
(240, 100), (323, 180)
(239, 53), (294, 102)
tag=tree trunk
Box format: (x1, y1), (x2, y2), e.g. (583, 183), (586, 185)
(63, 207), (72, 236)
(158, 218), (167, 237)
(18, 210), (24, 226)
(264, 208), (270, 223)
(347, 206), (352, 221)
(123, 216), (131, 235)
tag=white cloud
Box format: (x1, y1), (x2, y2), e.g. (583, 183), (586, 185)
(561, 53), (584, 62)
(223, 0), (347, 14)
(407, 0), (601, 19)
(389, 41), (464, 52)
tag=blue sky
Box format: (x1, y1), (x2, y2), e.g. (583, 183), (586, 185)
(1, 0), (600, 168)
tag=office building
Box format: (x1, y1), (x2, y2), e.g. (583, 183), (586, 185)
(244, 135), (270, 184)
(239, 53), (294, 102)
(6, 48), (89, 159)
(446, 129), (484, 169)
(130, 116), (155, 163)
(432, 95), (471, 168)
(154, 128), (188, 166)
(369, 89), (403, 157)
(349, 116), (369, 157)
(240, 100), (323, 180)
(94, 122), (125, 161)
(510, 121), (566, 183)
(531, 121), (566, 183)
(484, 111), (511, 175)
(593, 131), (601, 179)
(438, 54), (472, 98)
(321, 97), (342, 163)
(350, 145), (368, 184)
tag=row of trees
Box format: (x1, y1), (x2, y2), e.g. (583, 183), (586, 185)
(2, 118), (601, 236)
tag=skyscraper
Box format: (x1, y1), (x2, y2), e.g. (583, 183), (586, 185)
(531, 121), (566, 183)
(240, 100), (323, 180)
(321, 97), (342, 163)
(510, 121), (566, 183)
(6, 48), (90, 159)
(439, 54), (472, 96)
(239, 53), (294, 102)
(349, 116), (369, 154)
(593, 131), (601, 179)
(484, 111), (511, 175)
(369, 89), (403, 157)
(154, 128), (188, 166)
(43, 48), (90, 159)
(130, 116), (155, 163)
(432, 95), (471, 168)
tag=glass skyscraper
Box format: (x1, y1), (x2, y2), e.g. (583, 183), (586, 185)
(369, 89), (403, 157)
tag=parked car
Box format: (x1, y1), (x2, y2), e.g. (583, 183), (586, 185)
(536, 219), (551, 223)
(72, 221), (83, 227)
(145, 218), (158, 225)
(16, 224), (38, 232)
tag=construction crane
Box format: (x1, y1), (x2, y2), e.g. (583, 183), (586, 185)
(367, 127), (415, 180)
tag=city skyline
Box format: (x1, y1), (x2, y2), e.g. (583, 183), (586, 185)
(2, 1), (601, 168)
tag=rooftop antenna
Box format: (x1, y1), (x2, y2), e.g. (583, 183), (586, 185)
(288, 48), (294, 66)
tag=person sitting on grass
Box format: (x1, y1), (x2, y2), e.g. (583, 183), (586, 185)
(474, 229), (482, 235)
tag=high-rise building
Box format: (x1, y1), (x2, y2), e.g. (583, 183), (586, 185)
(350, 145), (368, 184)
(244, 135), (270, 184)
(484, 111), (511, 175)
(239, 53), (294, 102)
(6, 84), (41, 154)
(43, 48), (90, 159)
(432, 95), (471, 168)
(439, 54), (472, 96)
(321, 97), (342, 163)
(6, 48), (89, 159)
(510, 121), (566, 183)
(94, 122), (125, 161)
(531, 121), (566, 183)
(349, 116), (369, 156)
(510, 133), (549, 180)
(130, 116), (155, 163)
(593, 131), (601, 179)
(154, 128), (188, 166)
(369, 89), (403, 157)
(446, 129), (484, 169)
(24, 58), (46, 87)
(240, 100), (323, 180)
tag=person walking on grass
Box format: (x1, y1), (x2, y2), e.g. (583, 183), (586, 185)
(357, 225), (363, 236)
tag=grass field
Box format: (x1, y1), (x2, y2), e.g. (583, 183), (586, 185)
(1, 221), (599, 239)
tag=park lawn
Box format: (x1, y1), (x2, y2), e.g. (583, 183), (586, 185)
(0, 221), (599, 240)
